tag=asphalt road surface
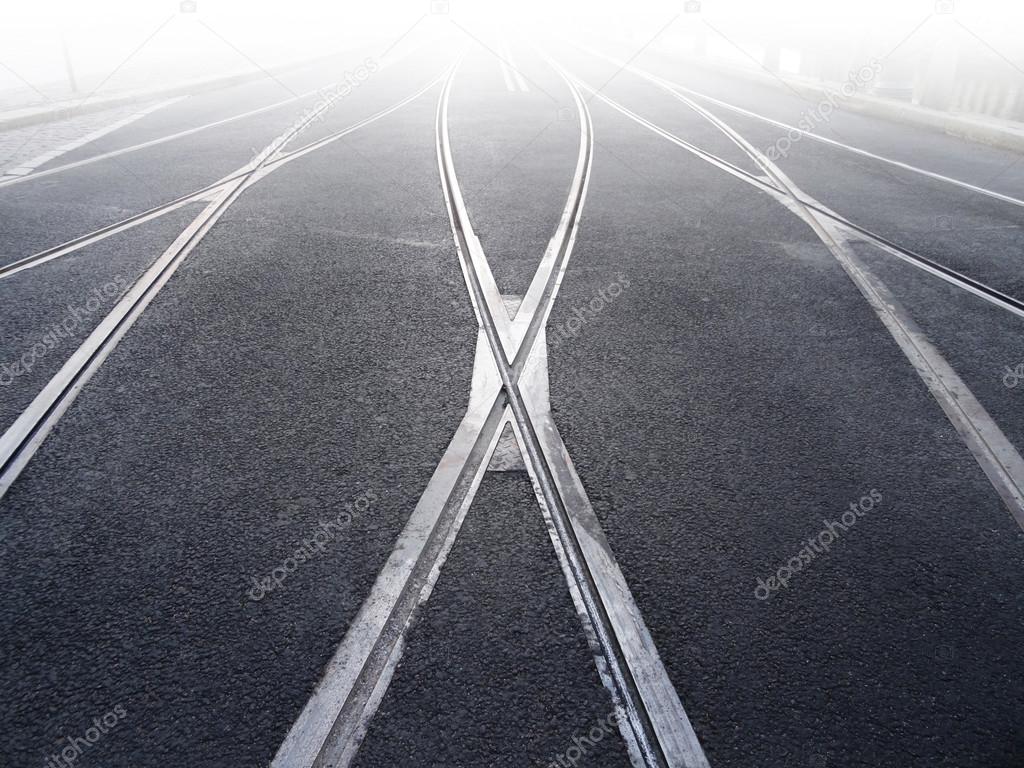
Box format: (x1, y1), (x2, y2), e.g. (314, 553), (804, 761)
(1, 28), (1023, 768)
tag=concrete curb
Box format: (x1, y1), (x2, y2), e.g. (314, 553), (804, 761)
(0, 55), (334, 132)
(682, 56), (1024, 154)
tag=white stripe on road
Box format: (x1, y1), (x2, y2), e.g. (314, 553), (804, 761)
(497, 48), (516, 91)
(504, 39), (530, 92)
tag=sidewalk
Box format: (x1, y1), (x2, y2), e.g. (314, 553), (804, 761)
(0, 51), (340, 133)
(678, 54), (1024, 154)
(0, 97), (184, 179)
(0, 69), (275, 132)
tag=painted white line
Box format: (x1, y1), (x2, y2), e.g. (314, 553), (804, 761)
(571, 43), (1024, 210)
(497, 45), (516, 92)
(565, 63), (1024, 531)
(504, 39), (530, 92)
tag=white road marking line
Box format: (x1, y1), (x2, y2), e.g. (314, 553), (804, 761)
(564, 64), (1024, 532)
(0, 97), (186, 180)
(0, 66), (455, 499)
(572, 43), (1024, 210)
(497, 45), (516, 91)
(503, 39), (530, 92)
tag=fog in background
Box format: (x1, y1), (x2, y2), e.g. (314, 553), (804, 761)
(1, 0), (1021, 118)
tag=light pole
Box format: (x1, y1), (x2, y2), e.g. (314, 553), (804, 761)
(59, 28), (79, 95)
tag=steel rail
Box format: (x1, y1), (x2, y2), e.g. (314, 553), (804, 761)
(271, 56), (709, 768)
(571, 42), (1024, 210)
(0, 69), (450, 282)
(0, 65), (455, 498)
(569, 72), (1024, 323)
(560, 62), (1024, 530)
(435, 61), (708, 768)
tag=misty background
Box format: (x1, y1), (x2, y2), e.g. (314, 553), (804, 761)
(0, 0), (1021, 119)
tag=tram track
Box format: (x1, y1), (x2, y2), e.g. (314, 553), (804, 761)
(0, 70), (447, 282)
(0, 89), (318, 191)
(555, 58), (1024, 530)
(571, 43), (1024, 211)
(270, 54), (709, 768)
(1, 36), (1023, 768)
(564, 55), (1024, 322)
(0, 65), (455, 498)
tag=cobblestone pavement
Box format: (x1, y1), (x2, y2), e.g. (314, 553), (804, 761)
(0, 98), (179, 177)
